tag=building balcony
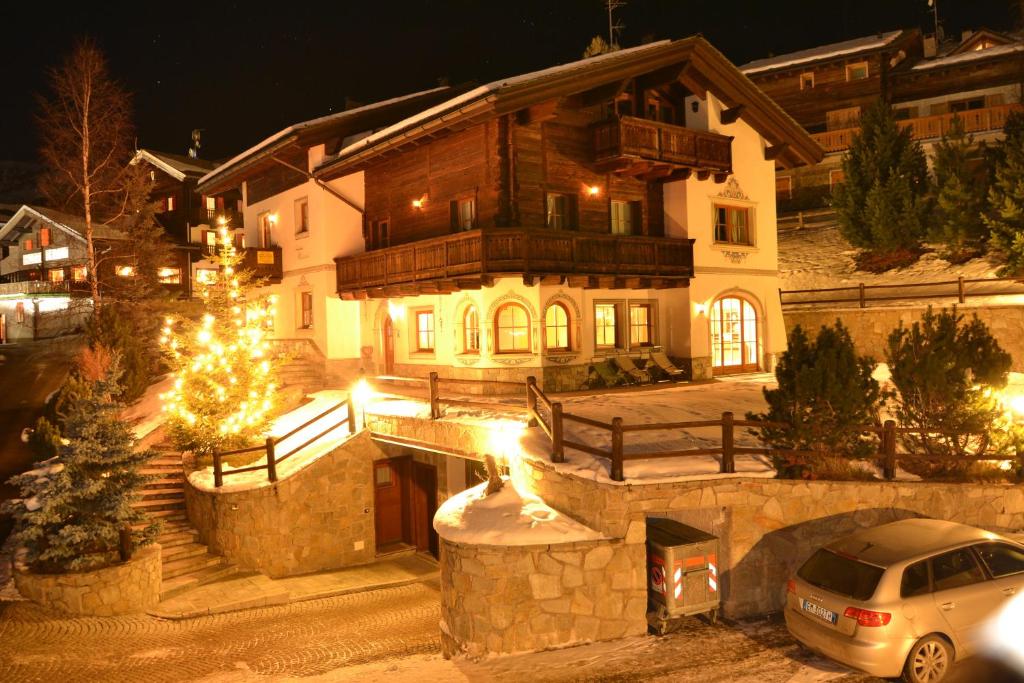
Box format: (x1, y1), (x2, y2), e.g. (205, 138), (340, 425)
(811, 103), (1024, 153)
(592, 116), (733, 181)
(241, 246), (283, 284)
(0, 279), (90, 297)
(335, 228), (695, 299)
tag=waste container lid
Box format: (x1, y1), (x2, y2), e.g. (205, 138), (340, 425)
(646, 517), (716, 547)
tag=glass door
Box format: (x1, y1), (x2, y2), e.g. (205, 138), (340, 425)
(710, 297), (759, 374)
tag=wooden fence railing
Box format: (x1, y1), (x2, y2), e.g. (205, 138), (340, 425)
(211, 396), (356, 487)
(780, 276), (1024, 309)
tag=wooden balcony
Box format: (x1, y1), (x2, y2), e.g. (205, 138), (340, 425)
(811, 103), (1024, 153)
(592, 116), (733, 181)
(0, 279), (91, 297)
(241, 246), (283, 284)
(335, 229), (695, 299)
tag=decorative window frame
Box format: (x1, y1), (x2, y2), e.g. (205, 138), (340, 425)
(410, 306), (436, 355)
(845, 61), (869, 81)
(799, 72), (815, 90)
(493, 302), (532, 355)
(485, 292), (537, 356)
(294, 196), (310, 239)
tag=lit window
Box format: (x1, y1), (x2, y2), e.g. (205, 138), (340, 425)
(495, 303), (530, 353)
(15, 302), (25, 324)
(713, 205), (752, 245)
(23, 239), (33, 251)
(166, 196), (176, 211)
(544, 303), (570, 351)
(595, 303), (619, 348)
(158, 267), (181, 284)
(44, 246), (69, 261)
(116, 265), (135, 277)
(22, 252), (41, 266)
(845, 62), (869, 81)
(611, 200), (638, 235)
(295, 197), (309, 235)
(71, 266), (87, 282)
(546, 193), (571, 230)
(463, 306), (480, 353)
(415, 310), (435, 351)
(300, 291), (313, 329)
(629, 303), (654, 347)
(40, 228), (51, 247)
(205, 195), (216, 211)
(48, 269), (65, 284)
(799, 72), (814, 90)
(196, 268), (217, 285)
(451, 198), (476, 231)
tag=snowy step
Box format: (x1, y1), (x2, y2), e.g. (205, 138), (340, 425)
(140, 468), (183, 478)
(159, 565), (241, 601)
(162, 553), (227, 580)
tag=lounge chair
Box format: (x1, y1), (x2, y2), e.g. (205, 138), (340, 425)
(613, 354), (651, 384)
(591, 360), (628, 387)
(649, 349), (686, 382)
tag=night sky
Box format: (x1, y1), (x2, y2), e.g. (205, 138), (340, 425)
(0, 0), (1017, 164)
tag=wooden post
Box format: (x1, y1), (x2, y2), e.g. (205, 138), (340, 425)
(429, 371), (441, 420)
(552, 402), (565, 463)
(721, 411), (735, 474)
(858, 282), (866, 309)
(526, 376), (538, 427)
(957, 276), (965, 304)
(610, 417), (624, 482)
(882, 420), (897, 480)
(347, 394), (357, 433)
(118, 526), (132, 562)
(213, 452), (223, 488)
(266, 437), (278, 483)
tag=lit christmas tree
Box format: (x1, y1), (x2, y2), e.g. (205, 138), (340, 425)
(160, 223), (280, 456)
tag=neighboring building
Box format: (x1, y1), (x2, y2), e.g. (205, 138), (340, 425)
(742, 28), (1024, 210)
(199, 37), (821, 387)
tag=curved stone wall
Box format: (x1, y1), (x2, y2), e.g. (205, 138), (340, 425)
(439, 537), (646, 659)
(14, 544), (162, 616)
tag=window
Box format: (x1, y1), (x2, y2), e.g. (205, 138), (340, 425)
(258, 212), (274, 248)
(414, 310), (435, 352)
(116, 265), (135, 277)
(48, 269), (65, 284)
(595, 303), (619, 348)
(369, 219), (390, 250)
(40, 228), (50, 247)
(165, 196), (176, 212)
(450, 197), (476, 231)
(901, 561), (931, 598)
(495, 303), (530, 353)
(15, 302), (25, 324)
(629, 303), (654, 347)
(463, 306), (480, 354)
(205, 196), (216, 211)
(374, 462), (394, 487)
(295, 197), (309, 236)
(714, 205), (752, 245)
(845, 62), (869, 81)
(950, 97), (985, 113)
(71, 266), (87, 282)
(300, 291), (313, 330)
(931, 549), (986, 592)
(546, 193), (572, 230)
(157, 267), (181, 284)
(776, 176), (793, 200)
(799, 72), (814, 90)
(203, 230), (217, 253)
(975, 543), (1024, 578)
(611, 200), (639, 235)
(797, 549), (884, 601)
(544, 303), (570, 351)
(196, 268), (217, 285)
(23, 238), (33, 251)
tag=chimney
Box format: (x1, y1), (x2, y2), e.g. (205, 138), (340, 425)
(923, 34), (937, 58)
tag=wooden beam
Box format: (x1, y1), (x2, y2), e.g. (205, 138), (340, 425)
(636, 63), (690, 91)
(516, 100), (559, 125)
(539, 275), (564, 285)
(456, 278), (483, 290)
(764, 142), (789, 161)
(676, 64), (707, 99)
(573, 78), (631, 107)
(696, 170), (711, 181)
(566, 276), (589, 288)
(720, 104), (745, 125)
(639, 164), (675, 181)
(523, 274), (538, 287)
(480, 275), (495, 288)
(713, 172), (730, 184)
(661, 168), (692, 183)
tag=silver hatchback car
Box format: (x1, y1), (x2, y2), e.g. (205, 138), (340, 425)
(785, 518), (1024, 682)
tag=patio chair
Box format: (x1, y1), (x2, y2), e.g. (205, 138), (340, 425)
(591, 360), (629, 387)
(613, 354), (652, 384)
(649, 349), (686, 382)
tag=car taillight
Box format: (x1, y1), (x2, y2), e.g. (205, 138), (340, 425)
(843, 607), (892, 627)
(786, 579), (796, 595)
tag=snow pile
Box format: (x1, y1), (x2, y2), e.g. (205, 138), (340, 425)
(433, 479), (605, 546)
(121, 374), (175, 440)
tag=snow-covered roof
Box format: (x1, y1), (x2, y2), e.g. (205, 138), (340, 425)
(741, 30), (903, 74)
(0, 205), (126, 244)
(132, 149), (217, 181)
(197, 86), (451, 188)
(912, 42), (1024, 71)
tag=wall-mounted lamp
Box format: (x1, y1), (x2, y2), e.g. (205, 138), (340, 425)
(268, 213), (279, 225)
(691, 101), (700, 114)
(586, 185), (601, 197)
(694, 302), (708, 316)
(412, 195), (426, 209)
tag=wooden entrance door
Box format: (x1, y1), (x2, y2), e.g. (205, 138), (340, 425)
(382, 315), (395, 375)
(373, 459), (407, 547)
(710, 297), (759, 375)
(411, 462), (439, 557)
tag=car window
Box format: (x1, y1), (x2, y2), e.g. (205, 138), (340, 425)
(901, 560), (930, 598)
(975, 543), (1024, 578)
(798, 549), (884, 601)
(931, 549), (986, 591)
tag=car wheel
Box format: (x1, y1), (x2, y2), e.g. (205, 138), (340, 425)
(904, 635), (953, 683)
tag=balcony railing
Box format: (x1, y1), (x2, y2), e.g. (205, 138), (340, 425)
(0, 279), (90, 297)
(811, 103), (1024, 153)
(593, 116), (733, 173)
(241, 246), (283, 283)
(335, 228), (695, 295)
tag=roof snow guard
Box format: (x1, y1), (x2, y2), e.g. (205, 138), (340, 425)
(740, 30), (904, 74)
(314, 36), (822, 174)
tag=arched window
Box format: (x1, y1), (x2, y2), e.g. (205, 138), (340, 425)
(544, 302), (570, 351)
(710, 296), (759, 374)
(463, 305), (480, 353)
(494, 303), (531, 353)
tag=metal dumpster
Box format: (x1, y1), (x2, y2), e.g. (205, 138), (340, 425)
(646, 517), (720, 634)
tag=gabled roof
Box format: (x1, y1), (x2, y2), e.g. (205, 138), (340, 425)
(132, 149), (217, 182)
(0, 205), (126, 247)
(949, 28), (1020, 56)
(740, 30), (905, 75)
(197, 86), (462, 193)
(912, 41), (1024, 71)
(314, 36), (822, 174)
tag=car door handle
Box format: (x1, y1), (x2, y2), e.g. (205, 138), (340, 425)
(1003, 587), (1017, 596)
(941, 602), (955, 611)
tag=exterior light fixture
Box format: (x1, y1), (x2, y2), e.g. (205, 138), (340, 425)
(412, 196), (426, 209)
(694, 302), (708, 316)
(268, 213), (278, 225)
(217, 216), (227, 226)
(587, 185), (600, 197)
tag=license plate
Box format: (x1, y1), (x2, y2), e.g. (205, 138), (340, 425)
(800, 598), (838, 625)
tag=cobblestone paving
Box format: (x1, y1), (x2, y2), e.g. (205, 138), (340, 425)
(0, 580), (442, 682)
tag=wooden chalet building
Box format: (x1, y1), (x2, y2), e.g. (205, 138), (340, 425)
(199, 37), (821, 388)
(741, 28), (1024, 210)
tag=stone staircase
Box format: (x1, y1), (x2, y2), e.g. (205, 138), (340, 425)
(134, 450), (239, 600)
(276, 355), (326, 393)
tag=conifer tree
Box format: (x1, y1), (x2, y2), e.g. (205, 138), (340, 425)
(931, 115), (988, 260)
(984, 111), (1024, 274)
(161, 226), (279, 456)
(833, 99), (930, 255)
(3, 358), (158, 573)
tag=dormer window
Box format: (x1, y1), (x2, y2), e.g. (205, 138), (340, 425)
(800, 72), (815, 90)
(845, 62), (869, 81)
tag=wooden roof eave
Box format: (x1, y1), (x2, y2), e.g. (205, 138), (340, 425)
(197, 135), (302, 195)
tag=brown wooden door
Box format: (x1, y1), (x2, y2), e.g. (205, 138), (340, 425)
(382, 315), (395, 375)
(411, 462), (438, 557)
(373, 459), (406, 547)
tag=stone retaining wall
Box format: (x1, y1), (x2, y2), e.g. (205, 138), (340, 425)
(14, 544), (162, 616)
(439, 537), (647, 658)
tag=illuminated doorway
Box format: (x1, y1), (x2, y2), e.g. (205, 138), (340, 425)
(710, 296), (759, 374)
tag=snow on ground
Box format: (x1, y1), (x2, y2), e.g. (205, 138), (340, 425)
(434, 479), (606, 545)
(122, 374), (174, 440)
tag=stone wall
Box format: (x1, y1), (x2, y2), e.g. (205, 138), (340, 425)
(184, 432), (382, 577)
(439, 537), (647, 659)
(14, 544), (162, 616)
(784, 304), (1024, 371)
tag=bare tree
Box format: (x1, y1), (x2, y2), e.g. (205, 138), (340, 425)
(37, 39), (134, 310)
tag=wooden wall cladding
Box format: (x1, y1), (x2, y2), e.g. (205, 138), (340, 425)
(246, 147), (309, 206)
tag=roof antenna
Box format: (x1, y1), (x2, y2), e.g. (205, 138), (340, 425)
(606, 0), (626, 49)
(189, 129), (202, 159)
